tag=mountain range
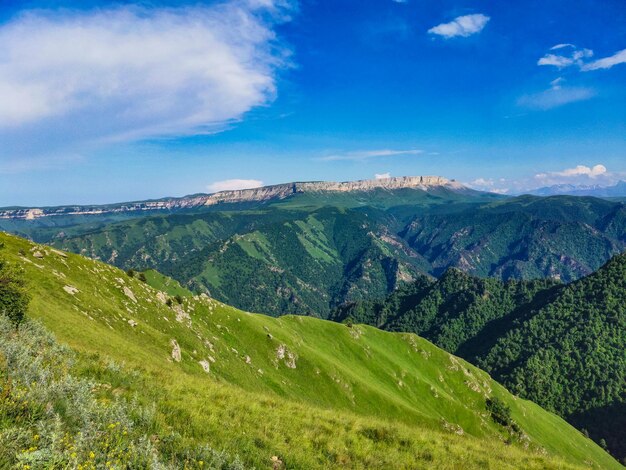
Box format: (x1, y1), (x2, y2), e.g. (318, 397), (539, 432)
(1, 176), (626, 467)
(526, 180), (626, 198)
(20, 183), (624, 318)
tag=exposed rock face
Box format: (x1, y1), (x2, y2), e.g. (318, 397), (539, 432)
(0, 176), (462, 220)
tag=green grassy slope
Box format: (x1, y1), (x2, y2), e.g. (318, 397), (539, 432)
(0, 232), (620, 469)
(140, 268), (193, 298)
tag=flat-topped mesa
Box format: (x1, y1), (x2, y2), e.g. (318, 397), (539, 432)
(295, 176), (455, 192)
(0, 176), (461, 219)
(202, 176), (458, 205)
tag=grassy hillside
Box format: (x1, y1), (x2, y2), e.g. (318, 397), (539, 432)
(0, 232), (621, 469)
(333, 259), (626, 461)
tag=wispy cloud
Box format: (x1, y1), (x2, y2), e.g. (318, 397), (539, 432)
(537, 45), (593, 69)
(319, 149), (423, 162)
(207, 179), (264, 193)
(550, 43), (576, 50)
(375, 172), (391, 179)
(537, 44), (626, 72)
(581, 48), (626, 71)
(0, 1), (292, 157)
(428, 14), (490, 39)
(0, 154), (84, 175)
(465, 177), (510, 194)
(518, 77), (595, 110)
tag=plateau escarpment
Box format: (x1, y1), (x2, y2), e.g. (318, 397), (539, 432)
(0, 176), (461, 220)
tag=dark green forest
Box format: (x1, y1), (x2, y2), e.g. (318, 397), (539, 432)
(332, 254), (626, 461)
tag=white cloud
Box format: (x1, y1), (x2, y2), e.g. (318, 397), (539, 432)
(470, 178), (494, 187)
(466, 165), (622, 194)
(538, 44), (626, 72)
(536, 164), (607, 179)
(0, 1), (291, 148)
(550, 43), (575, 50)
(319, 149), (423, 162)
(375, 172), (391, 179)
(532, 164), (617, 188)
(538, 54), (575, 68)
(207, 179), (264, 192)
(537, 45), (593, 69)
(465, 177), (511, 194)
(518, 86), (595, 110)
(428, 14), (490, 39)
(581, 48), (626, 71)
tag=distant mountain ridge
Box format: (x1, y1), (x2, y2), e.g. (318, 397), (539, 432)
(527, 180), (626, 197)
(0, 175), (463, 220)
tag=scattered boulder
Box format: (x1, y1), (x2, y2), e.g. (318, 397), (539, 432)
(276, 344), (297, 369)
(173, 304), (191, 324)
(199, 360), (210, 373)
(123, 286), (137, 303)
(63, 285), (79, 295)
(156, 291), (168, 304)
(170, 339), (182, 362)
(128, 319), (138, 327)
(50, 248), (68, 258)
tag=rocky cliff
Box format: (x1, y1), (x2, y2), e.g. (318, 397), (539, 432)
(0, 176), (462, 220)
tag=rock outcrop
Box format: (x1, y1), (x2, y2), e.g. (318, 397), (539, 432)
(0, 176), (463, 220)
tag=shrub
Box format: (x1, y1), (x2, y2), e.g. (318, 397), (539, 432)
(0, 315), (243, 469)
(486, 397), (512, 427)
(126, 269), (135, 278)
(137, 273), (147, 283)
(175, 295), (184, 305)
(0, 252), (30, 327)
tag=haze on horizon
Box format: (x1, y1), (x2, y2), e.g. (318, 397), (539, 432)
(0, 0), (625, 206)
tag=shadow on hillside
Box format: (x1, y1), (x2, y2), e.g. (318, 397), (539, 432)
(568, 401), (626, 464)
(455, 284), (562, 363)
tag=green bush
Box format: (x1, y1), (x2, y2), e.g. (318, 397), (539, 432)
(0, 250), (30, 327)
(486, 396), (513, 427)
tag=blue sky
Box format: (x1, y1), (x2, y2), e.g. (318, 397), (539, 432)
(0, 0), (625, 205)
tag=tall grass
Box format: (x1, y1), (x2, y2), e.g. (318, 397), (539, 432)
(0, 315), (245, 470)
